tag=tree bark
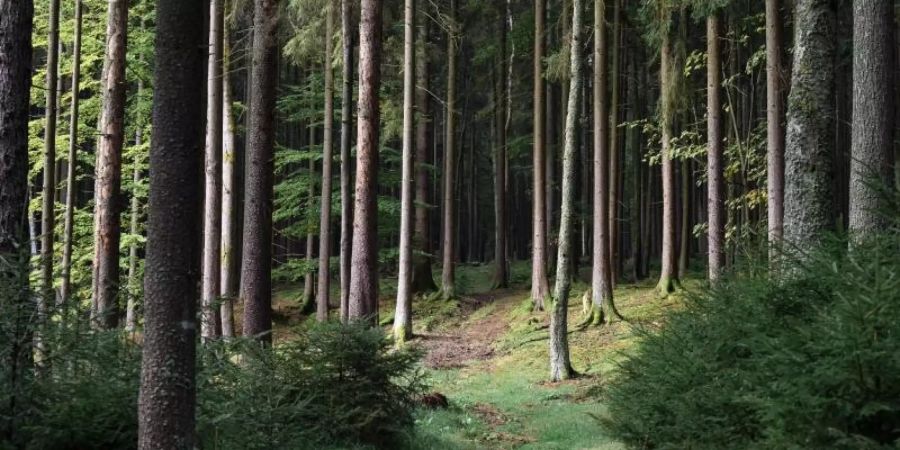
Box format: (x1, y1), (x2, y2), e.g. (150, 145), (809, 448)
(317, 0), (336, 321)
(607, 0), (621, 285)
(550, 0), (582, 382)
(411, 15), (437, 294)
(492, 10), (509, 290)
(678, 160), (690, 279)
(849, 0), (895, 239)
(531, 0), (550, 309)
(220, 24), (238, 338)
(125, 88), (143, 333)
(302, 131), (317, 310)
(439, 0), (458, 300)
(339, 0), (355, 322)
(783, 0), (835, 254)
(766, 0), (785, 262)
(240, 0), (279, 342)
(92, 0), (129, 328)
(202, 0), (225, 340)
(706, 14), (725, 283)
(657, 22), (679, 295)
(348, 0), (382, 322)
(60, 0), (83, 307)
(40, 0), (61, 320)
(394, 0), (416, 343)
(137, 0), (204, 446)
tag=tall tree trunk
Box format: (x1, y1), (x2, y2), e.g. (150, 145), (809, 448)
(220, 24), (238, 338)
(627, 44), (642, 281)
(550, 0), (582, 382)
(589, 0), (621, 325)
(0, 0), (34, 441)
(765, 0), (785, 261)
(202, 0), (224, 340)
(40, 0), (60, 322)
(125, 79), (143, 333)
(411, 15), (436, 294)
(60, 0), (83, 307)
(348, 0), (382, 321)
(706, 14), (725, 283)
(849, 0), (895, 239)
(302, 130), (317, 309)
(678, 160), (690, 279)
(531, 0), (550, 309)
(136, 0), (204, 446)
(92, 0), (129, 328)
(492, 11), (509, 289)
(783, 0), (835, 254)
(439, 0), (458, 300)
(240, 0), (279, 342)
(607, 0), (621, 285)
(394, 0), (416, 343)
(657, 21), (679, 295)
(317, 0), (335, 321)
(339, 0), (354, 322)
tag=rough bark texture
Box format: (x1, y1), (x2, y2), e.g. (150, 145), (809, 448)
(766, 0), (785, 259)
(783, 0), (835, 253)
(348, 0), (382, 322)
(220, 29), (237, 338)
(137, 0), (204, 446)
(240, 0), (279, 341)
(60, 0), (82, 306)
(317, 0), (335, 321)
(339, 0), (354, 323)
(657, 26), (679, 295)
(550, 0), (581, 382)
(440, 0), (458, 300)
(531, 0), (550, 310)
(0, 0), (34, 441)
(395, 0), (416, 343)
(411, 16), (436, 294)
(40, 0), (60, 317)
(706, 15), (725, 283)
(202, 0), (224, 340)
(607, 0), (620, 284)
(849, 0), (895, 238)
(92, 0), (129, 328)
(492, 12), (509, 290)
(678, 160), (690, 280)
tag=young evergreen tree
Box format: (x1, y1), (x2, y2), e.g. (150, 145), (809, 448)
(240, 0), (280, 341)
(137, 0), (204, 445)
(348, 0), (383, 321)
(531, 0), (551, 310)
(317, 0), (336, 321)
(440, 0), (458, 300)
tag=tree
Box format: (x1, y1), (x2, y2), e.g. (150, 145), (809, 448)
(348, 0), (382, 321)
(492, 7), (509, 290)
(549, 0), (582, 382)
(240, 0), (279, 342)
(220, 14), (238, 338)
(607, 0), (621, 284)
(317, 0), (336, 321)
(531, 0), (551, 310)
(40, 0), (61, 318)
(394, 0), (416, 343)
(202, 0), (225, 340)
(765, 0), (785, 259)
(849, 0), (895, 239)
(440, 0), (458, 300)
(125, 74), (145, 332)
(411, 15), (437, 294)
(92, 0), (129, 328)
(339, 0), (355, 323)
(706, 14), (725, 283)
(137, 0), (204, 445)
(783, 0), (835, 252)
(60, 0), (83, 307)
(656, 11), (679, 295)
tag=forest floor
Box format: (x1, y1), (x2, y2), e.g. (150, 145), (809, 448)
(274, 262), (690, 449)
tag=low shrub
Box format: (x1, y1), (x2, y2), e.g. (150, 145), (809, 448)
(603, 233), (900, 449)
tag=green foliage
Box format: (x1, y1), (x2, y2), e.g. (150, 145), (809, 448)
(603, 232), (900, 449)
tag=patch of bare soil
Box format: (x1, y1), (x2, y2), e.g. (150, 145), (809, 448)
(418, 291), (519, 369)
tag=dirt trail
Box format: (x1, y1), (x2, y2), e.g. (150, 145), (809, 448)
(418, 290), (523, 369)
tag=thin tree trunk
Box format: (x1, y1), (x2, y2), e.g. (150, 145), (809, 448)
(394, 0), (416, 343)
(492, 11), (509, 289)
(439, 0), (458, 300)
(849, 0), (895, 240)
(125, 78), (143, 333)
(657, 21), (679, 295)
(317, 0), (335, 321)
(60, 0), (83, 307)
(220, 24), (237, 338)
(678, 160), (690, 279)
(766, 0), (785, 261)
(707, 14), (725, 283)
(339, 0), (354, 323)
(783, 0), (835, 254)
(240, 0), (279, 342)
(92, 0), (129, 328)
(201, 0), (224, 340)
(39, 0), (60, 332)
(627, 44), (642, 281)
(411, 15), (436, 294)
(531, 0), (550, 310)
(348, 0), (382, 322)
(607, 0), (620, 285)
(550, 0), (582, 382)
(302, 130), (317, 309)
(136, 0), (204, 446)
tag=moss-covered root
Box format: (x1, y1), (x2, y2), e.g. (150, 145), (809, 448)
(392, 324), (412, 348)
(579, 291), (625, 327)
(656, 276), (681, 298)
